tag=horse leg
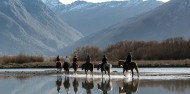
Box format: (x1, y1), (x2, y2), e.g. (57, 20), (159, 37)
(101, 71), (103, 78)
(131, 69), (134, 78)
(135, 65), (139, 77)
(91, 71), (93, 77)
(123, 68), (125, 76)
(108, 70), (110, 78)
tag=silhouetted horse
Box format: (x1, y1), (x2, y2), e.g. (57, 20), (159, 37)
(82, 78), (94, 94)
(63, 62), (70, 75)
(97, 63), (112, 77)
(63, 77), (70, 94)
(118, 60), (139, 77)
(97, 78), (113, 94)
(119, 78), (140, 94)
(56, 75), (62, 93)
(72, 61), (78, 74)
(56, 61), (62, 73)
(82, 63), (94, 77)
(73, 77), (79, 94)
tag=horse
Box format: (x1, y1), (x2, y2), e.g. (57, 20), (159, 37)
(72, 61), (79, 74)
(56, 61), (62, 73)
(63, 62), (70, 75)
(81, 63), (94, 77)
(97, 63), (112, 78)
(118, 60), (139, 77)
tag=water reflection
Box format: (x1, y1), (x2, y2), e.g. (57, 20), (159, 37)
(56, 75), (62, 93)
(63, 76), (70, 94)
(1, 74), (190, 94)
(97, 78), (113, 94)
(82, 78), (94, 94)
(119, 78), (140, 94)
(73, 77), (79, 94)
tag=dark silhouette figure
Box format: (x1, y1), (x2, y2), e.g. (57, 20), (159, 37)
(56, 75), (62, 93)
(56, 61), (62, 73)
(97, 78), (113, 94)
(82, 78), (94, 94)
(124, 52), (132, 67)
(72, 56), (78, 74)
(57, 55), (60, 62)
(56, 55), (63, 73)
(73, 77), (79, 94)
(63, 77), (70, 94)
(101, 55), (108, 70)
(119, 78), (140, 94)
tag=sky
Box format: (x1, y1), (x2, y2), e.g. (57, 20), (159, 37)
(59, 0), (170, 4)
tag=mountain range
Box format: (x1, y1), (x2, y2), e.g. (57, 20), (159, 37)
(0, 0), (83, 55)
(64, 0), (190, 54)
(43, 0), (163, 36)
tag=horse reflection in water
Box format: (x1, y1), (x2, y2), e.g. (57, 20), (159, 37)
(119, 78), (140, 94)
(82, 78), (94, 94)
(63, 76), (70, 94)
(97, 78), (113, 94)
(56, 75), (62, 93)
(73, 77), (79, 94)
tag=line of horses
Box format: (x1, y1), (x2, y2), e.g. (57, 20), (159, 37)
(56, 60), (139, 78)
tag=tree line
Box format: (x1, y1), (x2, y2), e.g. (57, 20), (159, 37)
(72, 37), (190, 61)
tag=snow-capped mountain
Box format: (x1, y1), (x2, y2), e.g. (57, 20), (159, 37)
(0, 0), (83, 55)
(42, 0), (163, 36)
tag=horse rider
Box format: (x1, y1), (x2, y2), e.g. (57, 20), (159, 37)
(86, 55), (91, 64)
(124, 52), (132, 67)
(101, 55), (108, 70)
(56, 55), (60, 63)
(73, 55), (78, 63)
(64, 56), (70, 65)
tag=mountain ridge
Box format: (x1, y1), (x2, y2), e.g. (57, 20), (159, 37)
(0, 0), (83, 55)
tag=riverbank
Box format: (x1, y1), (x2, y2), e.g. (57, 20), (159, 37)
(0, 59), (190, 68)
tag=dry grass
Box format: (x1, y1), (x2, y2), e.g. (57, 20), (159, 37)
(0, 55), (190, 68)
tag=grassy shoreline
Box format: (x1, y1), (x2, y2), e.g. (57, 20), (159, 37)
(0, 59), (190, 69)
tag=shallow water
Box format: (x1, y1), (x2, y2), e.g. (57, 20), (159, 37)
(0, 68), (190, 94)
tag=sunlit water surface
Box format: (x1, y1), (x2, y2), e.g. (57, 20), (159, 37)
(0, 68), (190, 94)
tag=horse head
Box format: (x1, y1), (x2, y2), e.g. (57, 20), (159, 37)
(97, 63), (101, 70)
